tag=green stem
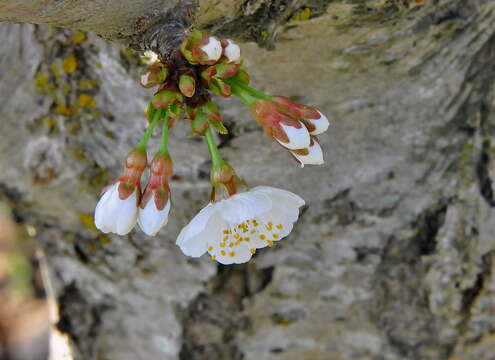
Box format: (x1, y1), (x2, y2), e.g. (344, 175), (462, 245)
(224, 77), (272, 101)
(158, 111), (170, 156)
(204, 127), (225, 166)
(136, 108), (163, 151)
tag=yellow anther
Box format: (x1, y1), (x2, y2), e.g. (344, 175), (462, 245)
(220, 242), (226, 248)
(273, 233), (279, 239)
(234, 234), (240, 240)
(250, 230), (256, 234)
(229, 243), (234, 247)
(221, 250), (226, 256)
(250, 248), (256, 254)
(212, 255), (217, 260)
(229, 251), (235, 257)
(245, 237), (250, 242)
(276, 224), (283, 230)
(253, 220), (259, 227)
(223, 236), (229, 241)
(267, 240), (274, 247)
(208, 246), (213, 251)
(259, 234), (266, 240)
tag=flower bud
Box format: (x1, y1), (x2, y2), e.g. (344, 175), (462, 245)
(214, 62), (240, 79)
(290, 137), (324, 167)
(222, 39), (241, 64)
(152, 90), (183, 109)
(251, 99), (310, 150)
(302, 111), (329, 135)
(198, 36), (222, 64)
(140, 63), (169, 88)
(210, 162), (247, 201)
(139, 154), (173, 236)
(179, 73), (196, 98)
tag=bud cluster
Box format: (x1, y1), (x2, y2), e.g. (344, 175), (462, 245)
(94, 29), (331, 240)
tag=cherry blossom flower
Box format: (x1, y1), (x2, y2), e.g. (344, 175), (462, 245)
(176, 186), (305, 264)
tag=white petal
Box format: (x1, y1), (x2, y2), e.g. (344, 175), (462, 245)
(176, 203), (219, 257)
(308, 111), (329, 135)
(138, 197), (171, 236)
(292, 141), (324, 167)
(201, 37), (222, 62)
(276, 123), (310, 150)
(251, 186), (305, 208)
(94, 184), (117, 232)
(224, 40), (241, 63)
(218, 191), (272, 223)
(115, 190), (139, 235)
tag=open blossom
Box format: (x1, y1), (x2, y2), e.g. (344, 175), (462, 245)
(138, 154), (173, 236)
(176, 186), (305, 264)
(94, 149), (147, 235)
(290, 137), (324, 167)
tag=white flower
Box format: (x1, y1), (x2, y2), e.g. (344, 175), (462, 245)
(306, 111), (329, 135)
(176, 186), (305, 265)
(224, 40), (241, 63)
(201, 37), (222, 62)
(94, 183), (139, 235)
(276, 123), (311, 150)
(138, 196), (171, 236)
(291, 139), (324, 167)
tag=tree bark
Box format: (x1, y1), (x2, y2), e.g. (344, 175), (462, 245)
(1, 0), (495, 359)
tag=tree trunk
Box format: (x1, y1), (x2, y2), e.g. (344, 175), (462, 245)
(1, 0), (495, 359)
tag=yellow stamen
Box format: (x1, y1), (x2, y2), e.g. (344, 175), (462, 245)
(259, 234), (266, 240)
(208, 246), (213, 251)
(267, 240), (274, 247)
(212, 255), (217, 260)
(250, 248), (256, 254)
(229, 251), (235, 257)
(221, 250), (226, 256)
(273, 233), (279, 239)
(276, 224), (283, 230)
(220, 242), (226, 248)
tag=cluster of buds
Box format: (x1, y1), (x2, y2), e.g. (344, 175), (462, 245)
(94, 30), (331, 264)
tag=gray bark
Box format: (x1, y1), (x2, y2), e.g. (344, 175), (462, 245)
(1, 0), (495, 359)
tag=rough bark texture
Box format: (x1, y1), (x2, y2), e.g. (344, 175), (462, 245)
(1, 0), (495, 359)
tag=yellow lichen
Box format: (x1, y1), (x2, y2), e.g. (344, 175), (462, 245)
(77, 94), (96, 108)
(61, 55), (78, 73)
(79, 213), (98, 232)
(72, 31), (86, 45)
(78, 79), (99, 91)
(54, 105), (77, 116)
(290, 7), (311, 22)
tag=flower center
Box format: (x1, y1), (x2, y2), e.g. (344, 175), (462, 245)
(208, 218), (284, 260)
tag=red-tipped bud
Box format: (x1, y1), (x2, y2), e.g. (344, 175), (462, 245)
(251, 99), (311, 150)
(214, 62), (240, 79)
(190, 109), (209, 136)
(271, 97), (328, 134)
(209, 78), (232, 98)
(152, 90), (183, 109)
(140, 63), (169, 88)
(117, 148), (147, 200)
(210, 162), (247, 201)
(138, 154), (173, 236)
(179, 73), (196, 97)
